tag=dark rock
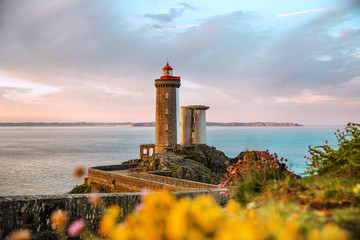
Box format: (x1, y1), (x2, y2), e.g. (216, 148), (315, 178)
(134, 145), (230, 184)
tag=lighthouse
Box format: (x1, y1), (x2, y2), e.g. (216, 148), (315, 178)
(154, 62), (181, 153)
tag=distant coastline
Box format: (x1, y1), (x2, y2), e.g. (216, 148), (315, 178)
(0, 122), (303, 127)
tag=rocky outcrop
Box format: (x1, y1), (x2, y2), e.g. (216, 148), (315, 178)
(132, 145), (229, 184)
(175, 144), (229, 174)
(131, 145), (298, 184)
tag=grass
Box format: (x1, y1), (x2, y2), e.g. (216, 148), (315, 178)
(232, 167), (360, 239)
(68, 184), (92, 194)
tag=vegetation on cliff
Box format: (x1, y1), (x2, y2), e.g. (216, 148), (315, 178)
(305, 123), (360, 175)
(68, 184), (92, 194)
(215, 123), (360, 239)
(133, 145), (229, 184)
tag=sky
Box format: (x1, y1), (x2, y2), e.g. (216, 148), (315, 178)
(0, 0), (359, 125)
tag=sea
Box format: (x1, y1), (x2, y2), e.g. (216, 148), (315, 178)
(0, 125), (343, 196)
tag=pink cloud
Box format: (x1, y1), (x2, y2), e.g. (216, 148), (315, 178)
(274, 8), (328, 18)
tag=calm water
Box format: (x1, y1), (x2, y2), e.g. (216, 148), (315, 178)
(0, 126), (342, 196)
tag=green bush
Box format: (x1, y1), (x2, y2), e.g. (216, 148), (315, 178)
(68, 184), (91, 194)
(305, 123), (360, 175)
(183, 149), (200, 158)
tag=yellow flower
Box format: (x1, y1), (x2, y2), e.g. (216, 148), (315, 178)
(50, 209), (67, 231)
(100, 205), (121, 236)
(319, 223), (348, 240)
(7, 229), (31, 240)
(225, 200), (241, 215)
(353, 183), (360, 194)
(247, 209), (257, 221)
(101, 191), (349, 240)
(166, 198), (190, 240)
(308, 229), (321, 240)
(276, 220), (299, 240)
(111, 225), (131, 240)
(190, 195), (224, 233)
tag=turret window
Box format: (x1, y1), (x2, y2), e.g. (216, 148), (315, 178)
(165, 124), (168, 130)
(166, 108), (168, 114)
(165, 140), (169, 146)
(165, 92), (168, 98)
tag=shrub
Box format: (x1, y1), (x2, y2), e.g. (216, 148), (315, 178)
(305, 123), (360, 175)
(219, 150), (288, 205)
(68, 184), (91, 194)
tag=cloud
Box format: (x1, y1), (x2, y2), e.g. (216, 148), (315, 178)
(144, 3), (196, 23)
(144, 8), (184, 23)
(316, 55), (332, 61)
(274, 8), (328, 18)
(275, 90), (337, 103)
(150, 24), (200, 32)
(0, 0), (359, 124)
(178, 2), (196, 11)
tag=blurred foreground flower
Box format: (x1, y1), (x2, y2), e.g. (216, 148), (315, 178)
(96, 191), (348, 240)
(353, 183), (360, 195)
(100, 205), (121, 237)
(68, 219), (85, 237)
(88, 193), (101, 206)
(72, 165), (86, 179)
(7, 229), (31, 240)
(50, 209), (67, 231)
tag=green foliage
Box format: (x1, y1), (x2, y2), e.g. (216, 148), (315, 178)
(229, 151), (288, 206)
(305, 123), (360, 175)
(234, 171), (264, 206)
(324, 189), (338, 199)
(183, 149), (200, 158)
(333, 207), (360, 239)
(68, 184), (91, 194)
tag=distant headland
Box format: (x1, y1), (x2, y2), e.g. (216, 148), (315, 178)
(0, 122), (302, 127)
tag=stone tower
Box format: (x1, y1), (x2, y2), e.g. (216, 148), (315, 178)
(154, 62), (181, 153)
(180, 105), (209, 146)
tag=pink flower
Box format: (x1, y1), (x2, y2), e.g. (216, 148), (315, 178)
(231, 170), (236, 175)
(68, 219), (85, 237)
(87, 193), (100, 205)
(220, 191), (229, 197)
(140, 188), (150, 200)
(135, 203), (144, 212)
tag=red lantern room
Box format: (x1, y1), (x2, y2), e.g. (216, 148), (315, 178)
(161, 62), (180, 80)
(162, 62), (173, 76)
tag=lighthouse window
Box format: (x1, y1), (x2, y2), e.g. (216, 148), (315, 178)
(166, 108), (168, 114)
(165, 140), (169, 146)
(165, 124), (168, 130)
(165, 92), (168, 98)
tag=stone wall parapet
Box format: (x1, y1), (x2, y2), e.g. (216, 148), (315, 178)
(0, 190), (228, 239)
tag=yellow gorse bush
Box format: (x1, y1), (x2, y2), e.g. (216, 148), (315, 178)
(100, 191), (349, 240)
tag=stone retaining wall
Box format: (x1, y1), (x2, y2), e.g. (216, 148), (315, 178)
(91, 163), (139, 171)
(138, 172), (217, 189)
(0, 190), (227, 239)
(87, 168), (189, 193)
(86, 165), (218, 193)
